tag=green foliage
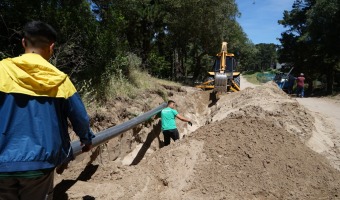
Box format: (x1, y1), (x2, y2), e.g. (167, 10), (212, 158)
(0, 51), (9, 60)
(236, 42), (278, 73)
(0, 0), (278, 98)
(147, 52), (171, 78)
(87, 64), (178, 101)
(278, 0), (340, 94)
(255, 43), (278, 70)
(110, 53), (142, 76)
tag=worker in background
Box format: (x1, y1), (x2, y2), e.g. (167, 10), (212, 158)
(0, 21), (94, 199)
(296, 73), (305, 97)
(158, 100), (192, 146)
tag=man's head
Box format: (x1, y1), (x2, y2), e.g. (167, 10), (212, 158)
(300, 73), (304, 76)
(22, 21), (57, 60)
(168, 100), (176, 109)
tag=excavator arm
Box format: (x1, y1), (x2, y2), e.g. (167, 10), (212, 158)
(213, 42), (240, 92)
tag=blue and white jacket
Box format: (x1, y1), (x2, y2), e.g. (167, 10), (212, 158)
(0, 53), (94, 172)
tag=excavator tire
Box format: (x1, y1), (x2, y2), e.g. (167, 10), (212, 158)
(233, 75), (240, 89)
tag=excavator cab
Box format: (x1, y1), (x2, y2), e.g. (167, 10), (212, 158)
(195, 41), (240, 92)
(213, 54), (237, 92)
(213, 56), (236, 75)
(212, 42), (240, 92)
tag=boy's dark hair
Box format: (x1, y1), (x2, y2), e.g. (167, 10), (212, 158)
(23, 21), (57, 48)
(168, 100), (175, 105)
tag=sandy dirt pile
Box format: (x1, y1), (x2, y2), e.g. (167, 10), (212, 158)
(54, 82), (340, 199)
(209, 82), (314, 142)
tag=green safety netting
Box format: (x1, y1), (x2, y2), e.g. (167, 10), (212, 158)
(256, 73), (276, 83)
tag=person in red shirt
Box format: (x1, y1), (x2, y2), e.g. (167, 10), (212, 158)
(296, 73), (305, 97)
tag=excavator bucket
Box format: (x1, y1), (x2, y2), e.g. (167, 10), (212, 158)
(214, 72), (228, 92)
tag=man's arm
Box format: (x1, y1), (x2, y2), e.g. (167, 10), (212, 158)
(67, 92), (95, 151)
(154, 111), (161, 119)
(176, 114), (192, 126)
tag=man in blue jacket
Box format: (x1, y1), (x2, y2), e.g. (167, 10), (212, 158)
(0, 21), (94, 199)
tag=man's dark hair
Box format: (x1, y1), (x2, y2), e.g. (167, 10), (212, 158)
(168, 100), (175, 105)
(23, 21), (57, 48)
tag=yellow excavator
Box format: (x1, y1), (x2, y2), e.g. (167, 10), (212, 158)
(196, 42), (240, 92)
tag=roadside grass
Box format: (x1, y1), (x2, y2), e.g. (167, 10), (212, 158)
(129, 69), (181, 90)
(81, 68), (181, 106)
(242, 71), (262, 85)
(330, 92), (340, 99)
(242, 69), (279, 85)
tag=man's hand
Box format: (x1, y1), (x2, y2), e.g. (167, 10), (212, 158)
(81, 143), (92, 153)
(56, 162), (69, 174)
(188, 121), (192, 126)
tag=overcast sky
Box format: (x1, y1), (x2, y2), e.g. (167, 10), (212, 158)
(235, 0), (295, 45)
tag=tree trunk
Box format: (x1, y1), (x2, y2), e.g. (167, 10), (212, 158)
(326, 64), (334, 95)
(172, 49), (179, 80)
(306, 78), (313, 96)
(192, 52), (206, 81)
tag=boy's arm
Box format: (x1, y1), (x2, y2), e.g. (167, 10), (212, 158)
(154, 111), (161, 119)
(66, 93), (95, 148)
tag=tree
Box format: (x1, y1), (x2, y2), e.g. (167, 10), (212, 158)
(0, 0), (254, 92)
(163, 0), (241, 80)
(306, 0), (340, 93)
(255, 43), (278, 70)
(278, 0), (340, 94)
(0, 0), (123, 90)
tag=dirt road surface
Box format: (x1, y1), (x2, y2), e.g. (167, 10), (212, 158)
(296, 97), (340, 134)
(240, 75), (258, 90)
(54, 76), (340, 200)
(296, 96), (340, 170)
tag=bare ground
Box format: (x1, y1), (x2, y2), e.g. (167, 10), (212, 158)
(53, 76), (340, 200)
(296, 95), (340, 171)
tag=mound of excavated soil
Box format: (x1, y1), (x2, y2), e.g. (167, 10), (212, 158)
(54, 81), (340, 199)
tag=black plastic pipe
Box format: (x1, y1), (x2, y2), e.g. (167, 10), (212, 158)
(71, 102), (167, 157)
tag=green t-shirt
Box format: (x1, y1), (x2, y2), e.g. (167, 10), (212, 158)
(160, 107), (178, 130)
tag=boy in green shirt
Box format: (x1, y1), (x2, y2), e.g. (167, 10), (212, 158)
(160, 100), (192, 146)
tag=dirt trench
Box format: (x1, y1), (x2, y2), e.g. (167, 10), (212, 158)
(54, 80), (340, 200)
